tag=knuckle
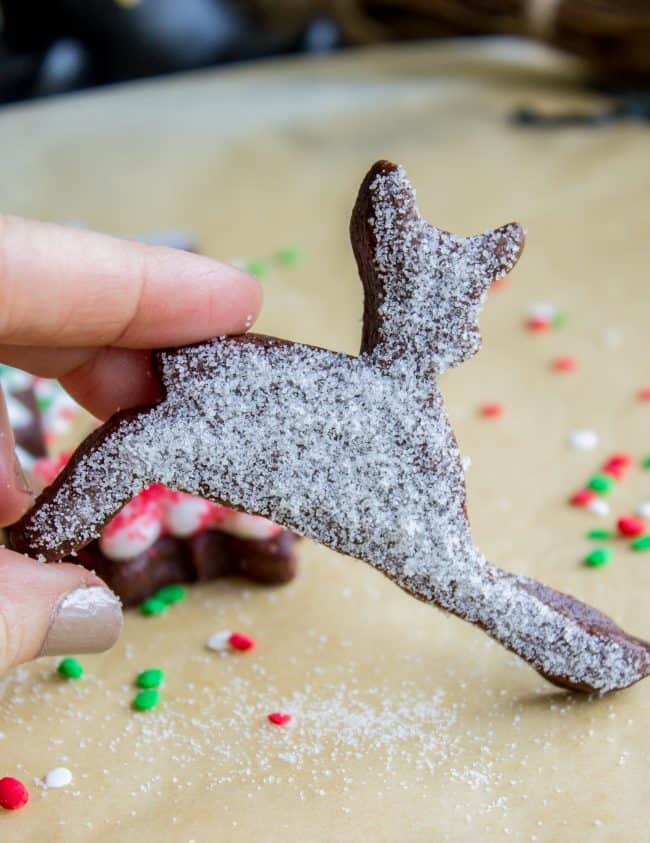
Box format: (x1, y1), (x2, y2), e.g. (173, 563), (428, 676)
(0, 595), (18, 671)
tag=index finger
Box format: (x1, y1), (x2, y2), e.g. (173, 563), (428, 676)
(0, 215), (262, 348)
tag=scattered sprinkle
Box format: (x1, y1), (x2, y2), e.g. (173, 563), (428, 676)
(155, 584), (186, 605)
(587, 474), (615, 495)
(479, 402), (503, 418)
(587, 498), (610, 517)
(206, 630), (232, 651)
(267, 712), (292, 726)
(44, 767), (72, 789)
(584, 547), (612, 568)
(638, 388), (650, 402)
(552, 356), (577, 373)
(228, 632), (256, 652)
(602, 454), (631, 480)
(57, 657), (84, 679)
(136, 669), (165, 689)
(275, 246), (303, 267)
(617, 516), (646, 538)
(245, 259), (270, 279)
(527, 316), (551, 332)
(0, 777), (29, 810)
(139, 597), (168, 617)
(570, 489), (596, 507)
(587, 529), (613, 540)
(643, 454), (650, 469)
(133, 689), (161, 711)
(631, 535), (650, 552)
(637, 501), (650, 519)
(551, 311), (568, 329)
(568, 430), (599, 451)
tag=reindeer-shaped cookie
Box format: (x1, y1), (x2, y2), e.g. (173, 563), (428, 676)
(10, 161), (650, 693)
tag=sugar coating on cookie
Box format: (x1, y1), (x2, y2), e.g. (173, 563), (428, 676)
(10, 161), (650, 694)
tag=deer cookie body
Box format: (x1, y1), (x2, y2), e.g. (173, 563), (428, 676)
(10, 161), (650, 694)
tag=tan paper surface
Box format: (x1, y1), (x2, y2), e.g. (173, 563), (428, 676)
(0, 39), (648, 842)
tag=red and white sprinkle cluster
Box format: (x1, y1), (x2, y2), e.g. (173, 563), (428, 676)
(206, 630), (256, 652)
(570, 453), (632, 514)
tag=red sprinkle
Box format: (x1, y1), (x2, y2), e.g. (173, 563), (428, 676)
(617, 516), (646, 538)
(602, 463), (626, 480)
(479, 403), (503, 418)
(570, 489), (596, 507)
(268, 712), (292, 726)
(0, 777), (29, 810)
(602, 453), (632, 480)
(638, 388), (650, 402)
(491, 275), (509, 292)
(552, 356), (578, 373)
(605, 453), (632, 469)
(228, 632), (255, 652)
(527, 316), (551, 332)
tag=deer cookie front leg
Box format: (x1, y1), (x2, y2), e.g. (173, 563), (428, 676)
(9, 407), (162, 561)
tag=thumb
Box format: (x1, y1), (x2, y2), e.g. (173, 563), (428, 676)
(0, 548), (123, 672)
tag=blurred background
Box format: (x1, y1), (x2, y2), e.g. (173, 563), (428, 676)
(0, 0), (649, 106)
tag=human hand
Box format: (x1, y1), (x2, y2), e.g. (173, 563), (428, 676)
(0, 215), (261, 672)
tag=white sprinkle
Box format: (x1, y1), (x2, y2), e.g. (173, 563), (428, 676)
(206, 630), (232, 651)
(637, 501), (650, 520)
(44, 767), (73, 789)
(461, 455), (472, 471)
(568, 430), (599, 451)
(527, 302), (555, 321)
(588, 499), (610, 518)
(603, 328), (623, 349)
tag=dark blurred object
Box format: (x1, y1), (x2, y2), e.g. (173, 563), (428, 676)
(244, 0), (650, 84)
(0, 0), (341, 104)
(513, 91), (650, 127)
(1, 1), (648, 106)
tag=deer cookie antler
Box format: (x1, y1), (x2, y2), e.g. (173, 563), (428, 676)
(9, 161), (650, 694)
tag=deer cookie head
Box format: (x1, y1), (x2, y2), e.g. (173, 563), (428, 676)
(351, 160), (525, 373)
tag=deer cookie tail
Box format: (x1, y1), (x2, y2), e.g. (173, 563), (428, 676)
(8, 408), (155, 562)
(476, 566), (650, 693)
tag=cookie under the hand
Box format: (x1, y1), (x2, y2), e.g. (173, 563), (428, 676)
(78, 529), (297, 607)
(10, 161), (650, 693)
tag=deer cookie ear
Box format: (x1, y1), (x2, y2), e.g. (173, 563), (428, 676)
(467, 223), (525, 293)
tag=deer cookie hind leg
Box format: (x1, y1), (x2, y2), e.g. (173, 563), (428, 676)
(9, 408), (160, 562)
(397, 557), (650, 694)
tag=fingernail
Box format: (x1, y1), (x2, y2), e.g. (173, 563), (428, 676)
(13, 454), (32, 496)
(39, 586), (123, 657)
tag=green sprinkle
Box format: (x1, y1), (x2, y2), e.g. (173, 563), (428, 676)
(587, 529), (613, 540)
(551, 311), (568, 329)
(140, 597), (167, 616)
(57, 657), (84, 679)
(275, 246), (303, 267)
(35, 394), (55, 412)
(631, 535), (650, 551)
(136, 668), (165, 689)
(642, 454), (650, 469)
(155, 584), (186, 605)
(245, 259), (270, 279)
(584, 547), (612, 567)
(133, 689), (160, 711)
(587, 473), (615, 494)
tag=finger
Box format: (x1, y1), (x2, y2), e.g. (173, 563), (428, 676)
(0, 214), (262, 348)
(60, 348), (162, 419)
(0, 389), (33, 526)
(0, 345), (161, 419)
(0, 549), (123, 671)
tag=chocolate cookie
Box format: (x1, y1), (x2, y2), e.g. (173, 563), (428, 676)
(78, 483), (297, 606)
(10, 161), (650, 693)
